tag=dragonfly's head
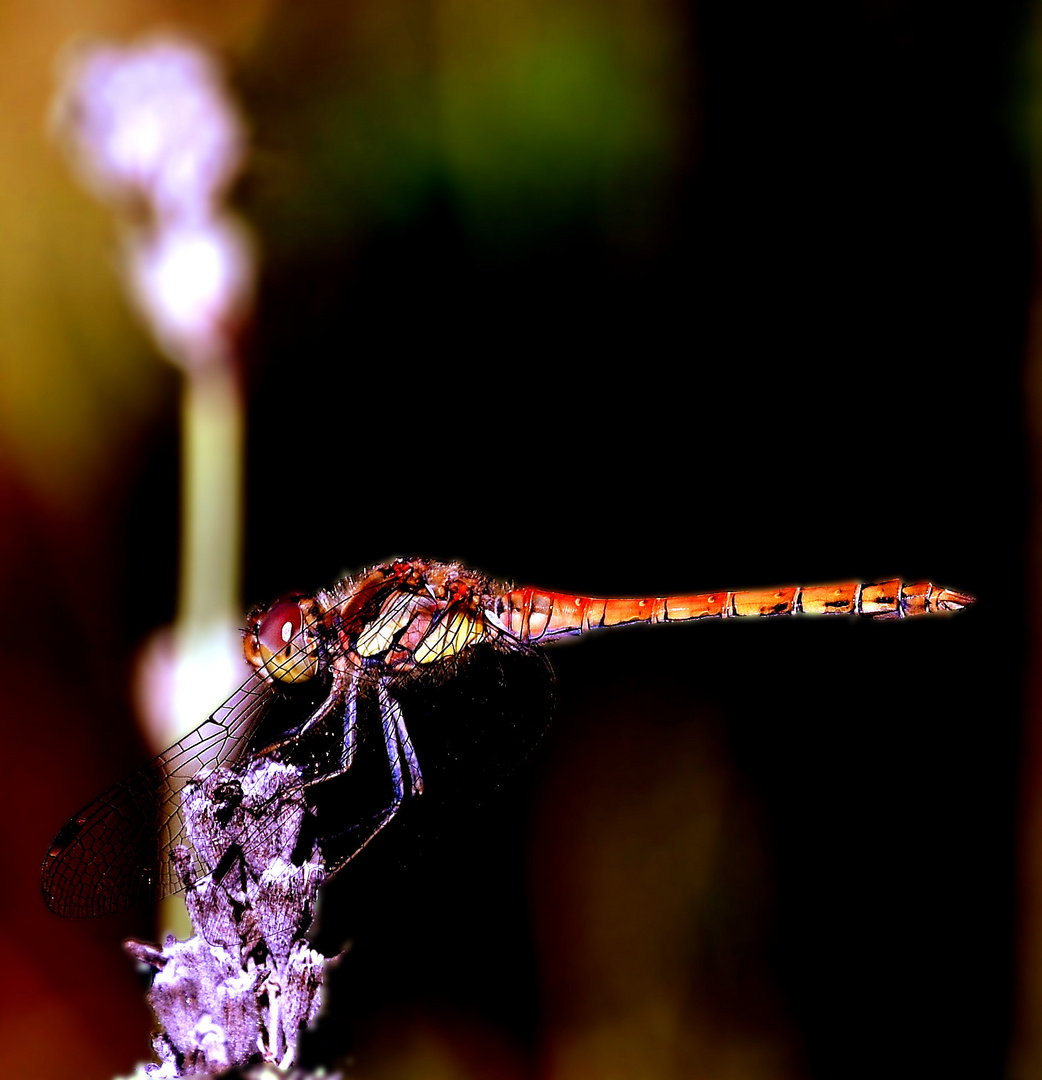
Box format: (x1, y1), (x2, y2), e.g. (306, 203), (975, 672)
(244, 593), (324, 685)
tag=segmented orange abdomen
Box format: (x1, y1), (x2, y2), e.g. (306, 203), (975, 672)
(497, 580), (974, 644)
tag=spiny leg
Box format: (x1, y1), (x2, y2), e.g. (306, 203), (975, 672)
(288, 675), (423, 874)
(320, 654), (360, 777)
(393, 685), (422, 797)
(253, 663), (353, 760)
(377, 681), (424, 803)
(296, 671), (358, 785)
(341, 679), (358, 774)
(318, 682), (424, 873)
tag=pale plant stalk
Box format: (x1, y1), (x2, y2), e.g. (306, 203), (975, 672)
(157, 362), (247, 941)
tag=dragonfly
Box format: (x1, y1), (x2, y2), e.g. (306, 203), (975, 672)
(42, 557), (973, 919)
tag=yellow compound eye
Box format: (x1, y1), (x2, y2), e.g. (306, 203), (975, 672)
(246, 596), (319, 684)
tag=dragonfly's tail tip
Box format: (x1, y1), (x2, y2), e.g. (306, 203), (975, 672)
(935, 586), (975, 613)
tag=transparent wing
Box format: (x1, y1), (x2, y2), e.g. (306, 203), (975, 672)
(41, 669), (277, 918)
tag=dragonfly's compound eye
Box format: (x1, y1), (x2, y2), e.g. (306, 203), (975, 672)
(244, 595), (320, 684)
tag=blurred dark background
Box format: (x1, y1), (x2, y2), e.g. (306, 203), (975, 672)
(0, 1), (1027, 1077)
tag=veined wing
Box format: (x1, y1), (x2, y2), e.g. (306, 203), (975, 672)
(41, 668), (278, 918)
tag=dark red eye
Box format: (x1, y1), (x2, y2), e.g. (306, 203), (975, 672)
(256, 598), (304, 654)
(244, 592), (319, 684)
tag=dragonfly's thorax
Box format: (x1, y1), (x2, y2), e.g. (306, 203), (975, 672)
(330, 558), (499, 673)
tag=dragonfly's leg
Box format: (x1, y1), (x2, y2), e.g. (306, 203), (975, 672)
(298, 680), (422, 878)
(256, 664), (351, 758)
(379, 682), (405, 803)
(341, 681), (358, 773)
(393, 692), (423, 797)
(378, 682), (424, 802)
(300, 678), (359, 784)
(297, 663), (351, 738)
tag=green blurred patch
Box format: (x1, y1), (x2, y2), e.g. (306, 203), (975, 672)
(248, 0), (684, 255)
(437, 9), (679, 248)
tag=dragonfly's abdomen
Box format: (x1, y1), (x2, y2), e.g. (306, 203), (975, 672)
(498, 580), (974, 643)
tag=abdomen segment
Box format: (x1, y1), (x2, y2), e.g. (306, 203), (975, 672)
(496, 580), (974, 644)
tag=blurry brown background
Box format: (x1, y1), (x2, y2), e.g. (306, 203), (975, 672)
(0, 1), (1024, 1078)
